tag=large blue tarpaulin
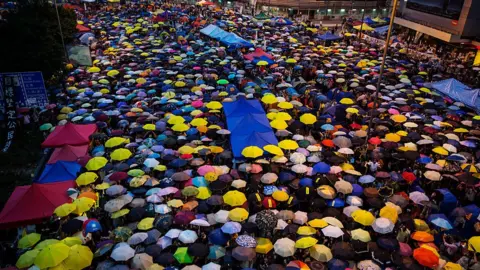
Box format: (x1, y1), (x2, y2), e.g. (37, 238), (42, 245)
(200, 24), (253, 48)
(429, 79), (480, 111)
(374, 25), (389, 34)
(317, 32), (342, 41)
(36, 161), (81, 184)
(223, 98), (278, 158)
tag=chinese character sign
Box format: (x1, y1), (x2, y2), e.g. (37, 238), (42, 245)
(1, 75), (17, 152)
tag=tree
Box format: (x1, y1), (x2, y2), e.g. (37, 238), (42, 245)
(0, 0), (77, 79)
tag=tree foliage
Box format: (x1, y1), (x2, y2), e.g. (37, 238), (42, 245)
(0, 1), (77, 79)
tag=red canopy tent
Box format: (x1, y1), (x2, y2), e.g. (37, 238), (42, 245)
(41, 123), (96, 148)
(76, 24), (91, 32)
(47, 144), (89, 164)
(0, 181), (75, 228)
(244, 48), (274, 61)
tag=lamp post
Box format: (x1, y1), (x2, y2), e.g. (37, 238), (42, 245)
(364, 0), (399, 149)
(358, 0), (367, 39)
(54, 1), (69, 61)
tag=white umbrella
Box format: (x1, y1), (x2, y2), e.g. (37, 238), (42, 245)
(146, 194), (163, 204)
(321, 225), (344, 238)
(322, 217), (344, 228)
(202, 262), (221, 270)
(357, 260), (381, 270)
(261, 173), (278, 184)
(372, 218), (394, 234)
(338, 148), (354, 155)
(183, 265), (201, 270)
(276, 219), (289, 230)
(165, 229), (182, 239)
(157, 236), (172, 249)
(231, 179), (247, 189)
(190, 219), (211, 227)
(343, 206), (360, 217)
(443, 143), (457, 153)
(179, 230), (198, 244)
(334, 180), (353, 194)
(214, 210), (230, 223)
(131, 253), (153, 270)
(111, 242), (135, 261)
(424, 170), (441, 181)
(154, 204), (171, 214)
(346, 196), (363, 206)
(409, 191), (430, 204)
(293, 211), (308, 225)
(143, 158), (160, 168)
(274, 238), (296, 257)
(291, 164), (308, 174)
(127, 232), (148, 245)
(290, 152), (306, 164)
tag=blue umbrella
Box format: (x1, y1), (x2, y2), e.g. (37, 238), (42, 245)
(321, 124), (334, 131)
(208, 245), (226, 259)
(263, 185), (278, 195)
(352, 184), (363, 196)
(428, 214), (453, 229)
(192, 177), (208, 187)
(312, 162), (331, 174)
(169, 159), (188, 168)
(208, 229), (229, 245)
(279, 171), (296, 183)
(299, 177), (313, 187)
(417, 157), (433, 164)
(328, 259), (348, 270)
(359, 175), (375, 184)
(326, 198), (345, 208)
(221, 222), (242, 234)
(447, 154), (467, 162)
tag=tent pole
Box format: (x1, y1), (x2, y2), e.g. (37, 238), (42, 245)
(363, 0), (399, 156)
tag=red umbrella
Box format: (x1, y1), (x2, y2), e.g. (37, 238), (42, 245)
(413, 248), (439, 268)
(174, 211), (195, 225)
(402, 172), (416, 183)
(368, 137), (382, 145)
(109, 172), (129, 182)
(262, 197), (277, 209)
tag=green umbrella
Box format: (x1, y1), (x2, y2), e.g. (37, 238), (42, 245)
(217, 79), (229, 85)
(174, 247), (193, 264)
(34, 239), (59, 250)
(113, 227), (133, 242)
(298, 140), (311, 148)
(18, 233), (41, 249)
(39, 123), (53, 131)
(128, 169), (145, 177)
(182, 186), (199, 197)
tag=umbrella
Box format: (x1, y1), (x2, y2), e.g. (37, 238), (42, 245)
(413, 248), (439, 268)
(111, 243), (135, 261)
(16, 249), (40, 269)
(132, 253), (153, 270)
(178, 230), (198, 244)
(372, 218), (394, 234)
(174, 247), (193, 264)
(274, 238), (296, 257)
(351, 210), (375, 226)
(256, 238), (274, 254)
(18, 233), (41, 249)
(295, 237), (318, 248)
(232, 246), (256, 261)
(321, 226), (344, 238)
(64, 244), (93, 270)
(34, 243), (70, 269)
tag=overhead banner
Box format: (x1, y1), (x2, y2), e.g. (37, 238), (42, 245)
(67, 45), (93, 67)
(1, 75), (17, 152)
(0, 72), (48, 120)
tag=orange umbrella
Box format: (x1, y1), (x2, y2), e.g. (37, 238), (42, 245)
(413, 247), (439, 268)
(411, 231), (434, 242)
(321, 139), (334, 148)
(78, 191), (98, 201)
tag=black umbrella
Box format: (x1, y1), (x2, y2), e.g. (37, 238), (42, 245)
(61, 219), (83, 235)
(232, 246), (256, 261)
(376, 237), (399, 251)
(187, 243), (209, 257)
(242, 222), (258, 234)
(256, 210), (278, 231)
(154, 252), (175, 265)
(144, 229), (161, 245)
(366, 197), (385, 209)
(331, 242), (355, 261)
(127, 207), (146, 222)
(206, 195), (224, 206)
(145, 244), (162, 258)
(154, 215), (173, 231)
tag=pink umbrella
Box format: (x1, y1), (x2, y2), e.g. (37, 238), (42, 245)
(399, 242), (412, 256)
(192, 100), (204, 108)
(388, 108), (400, 115)
(193, 66), (202, 70)
(158, 187), (179, 196)
(197, 165), (216, 176)
(250, 164), (263, 174)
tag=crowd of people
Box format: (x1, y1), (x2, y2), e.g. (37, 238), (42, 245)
(3, 1), (480, 270)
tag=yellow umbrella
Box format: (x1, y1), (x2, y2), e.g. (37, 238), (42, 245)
(272, 190), (289, 202)
(196, 187), (212, 200)
(167, 199), (184, 208)
(63, 244), (93, 270)
(130, 175), (148, 188)
(297, 226), (317, 236)
(85, 157), (108, 171)
(346, 108), (359, 114)
(34, 243), (70, 269)
(191, 118), (208, 127)
(256, 61), (269, 66)
(95, 182), (111, 190)
(444, 262), (463, 270)
(168, 115), (185, 125)
(353, 23), (374, 31)
(54, 203), (76, 217)
(143, 124), (156, 131)
(16, 249), (40, 268)
(72, 197), (95, 215)
(414, 219), (430, 231)
(209, 146), (224, 154)
(308, 219), (329, 228)
(379, 206), (398, 223)
(18, 233), (41, 249)
(278, 102), (293, 109)
(432, 146), (449, 156)
(391, 115), (407, 123)
(339, 98), (354, 105)
(228, 208), (249, 222)
(351, 210), (375, 226)
(255, 238), (273, 254)
(278, 139), (299, 150)
(263, 144), (284, 156)
(286, 58), (297, 64)
(206, 101), (223, 109)
(105, 137), (128, 148)
(178, 145), (195, 154)
(300, 113), (317, 125)
(309, 244), (332, 262)
(385, 133), (401, 142)
(138, 217), (155, 230)
(454, 128), (469, 133)
(174, 81), (186, 87)
(136, 78), (147, 84)
(172, 123), (189, 132)
(107, 70), (119, 77)
(148, 264), (165, 270)
(242, 146), (264, 158)
(112, 209), (130, 219)
(204, 172), (218, 182)
(35, 239), (60, 250)
(295, 237), (318, 248)
(59, 237), (81, 248)
(351, 228), (371, 242)
(275, 112), (292, 121)
(261, 95), (277, 104)
(76, 172), (98, 186)
(270, 119), (288, 130)
(111, 148), (132, 161)
(87, 67), (100, 73)
(468, 236), (480, 252)
(223, 190), (247, 206)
